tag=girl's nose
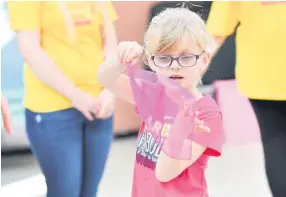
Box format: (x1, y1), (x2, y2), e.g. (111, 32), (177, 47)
(169, 60), (180, 70)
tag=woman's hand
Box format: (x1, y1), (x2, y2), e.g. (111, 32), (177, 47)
(70, 88), (116, 120)
(1, 96), (12, 134)
(96, 89), (116, 119)
(117, 41), (143, 65)
(70, 89), (101, 121)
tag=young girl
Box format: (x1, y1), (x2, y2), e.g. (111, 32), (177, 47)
(97, 7), (224, 197)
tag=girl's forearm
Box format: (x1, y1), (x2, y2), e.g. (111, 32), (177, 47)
(97, 58), (135, 104)
(97, 57), (126, 88)
(155, 112), (206, 182)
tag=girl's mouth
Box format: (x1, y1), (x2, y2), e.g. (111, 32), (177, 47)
(169, 75), (184, 80)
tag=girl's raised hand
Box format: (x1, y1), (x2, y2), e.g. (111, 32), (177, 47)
(117, 41), (143, 65)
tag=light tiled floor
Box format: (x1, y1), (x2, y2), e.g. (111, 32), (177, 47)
(1, 137), (272, 197)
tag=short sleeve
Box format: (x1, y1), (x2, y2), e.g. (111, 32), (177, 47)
(95, 2), (118, 24)
(192, 98), (224, 157)
(7, 2), (42, 31)
(206, 1), (240, 37)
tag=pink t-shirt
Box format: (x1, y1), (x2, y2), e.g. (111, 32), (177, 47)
(131, 95), (224, 197)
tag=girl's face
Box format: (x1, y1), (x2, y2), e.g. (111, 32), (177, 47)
(147, 39), (210, 91)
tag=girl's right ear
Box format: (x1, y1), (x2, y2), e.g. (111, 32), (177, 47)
(142, 45), (149, 65)
(143, 55), (149, 65)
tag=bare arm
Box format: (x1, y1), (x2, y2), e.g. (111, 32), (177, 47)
(155, 110), (223, 182)
(210, 36), (227, 59)
(97, 57), (135, 104)
(207, 1), (240, 58)
(101, 15), (117, 57)
(155, 130), (207, 182)
(97, 1), (118, 58)
(214, 36), (227, 47)
(97, 41), (144, 104)
(16, 30), (80, 100)
(99, 2), (118, 99)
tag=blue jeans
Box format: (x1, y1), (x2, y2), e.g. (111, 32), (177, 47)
(25, 108), (113, 197)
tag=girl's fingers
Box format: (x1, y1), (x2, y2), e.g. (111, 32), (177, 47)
(197, 125), (211, 132)
(124, 50), (139, 64)
(119, 50), (127, 64)
(194, 117), (203, 125)
(195, 110), (199, 116)
(180, 96), (185, 110)
(194, 116), (210, 132)
(117, 44), (123, 62)
(123, 50), (132, 63)
(131, 58), (139, 65)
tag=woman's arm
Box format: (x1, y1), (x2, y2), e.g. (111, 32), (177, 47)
(210, 36), (227, 59)
(97, 2), (118, 58)
(207, 1), (240, 58)
(17, 31), (100, 120)
(101, 11), (117, 58)
(8, 2), (78, 98)
(94, 2), (119, 118)
(16, 31), (80, 100)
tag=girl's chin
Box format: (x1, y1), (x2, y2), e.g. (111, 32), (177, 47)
(177, 80), (189, 88)
(179, 81), (196, 91)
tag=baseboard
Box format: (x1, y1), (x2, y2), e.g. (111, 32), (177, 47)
(113, 130), (138, 139)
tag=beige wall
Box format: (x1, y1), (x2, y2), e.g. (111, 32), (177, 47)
(112, 1), (157, 133)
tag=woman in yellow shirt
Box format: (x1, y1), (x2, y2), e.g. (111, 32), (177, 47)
(8, 2), (118, 197)
(207, 2), (286, 197)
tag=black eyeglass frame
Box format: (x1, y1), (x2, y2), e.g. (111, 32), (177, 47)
(150, 51), (205, 68)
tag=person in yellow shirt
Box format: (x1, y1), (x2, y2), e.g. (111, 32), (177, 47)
(7, 2), (118, 197)
(207, 2), (286, 197)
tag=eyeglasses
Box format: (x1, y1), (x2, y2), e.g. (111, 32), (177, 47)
(151, 51), (205, 68)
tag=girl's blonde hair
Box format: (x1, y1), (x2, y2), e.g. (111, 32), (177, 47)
(144, 7), (217, 54)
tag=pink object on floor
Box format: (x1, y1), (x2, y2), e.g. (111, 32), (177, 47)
(214, 80), (261, 146)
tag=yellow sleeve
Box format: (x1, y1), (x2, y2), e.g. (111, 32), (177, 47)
(7, 2), (42, 31)
(95, 2), (118, 24)
(207, 2), (240, 37)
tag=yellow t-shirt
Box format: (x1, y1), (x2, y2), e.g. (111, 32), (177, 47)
(207, 2), (286, 100)
(7, 2), (118, 112)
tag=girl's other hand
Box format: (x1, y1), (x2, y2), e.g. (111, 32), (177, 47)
(193, 111), (210, 133)
(117, 41), (143, 65)
(181, 97), (210, 133)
